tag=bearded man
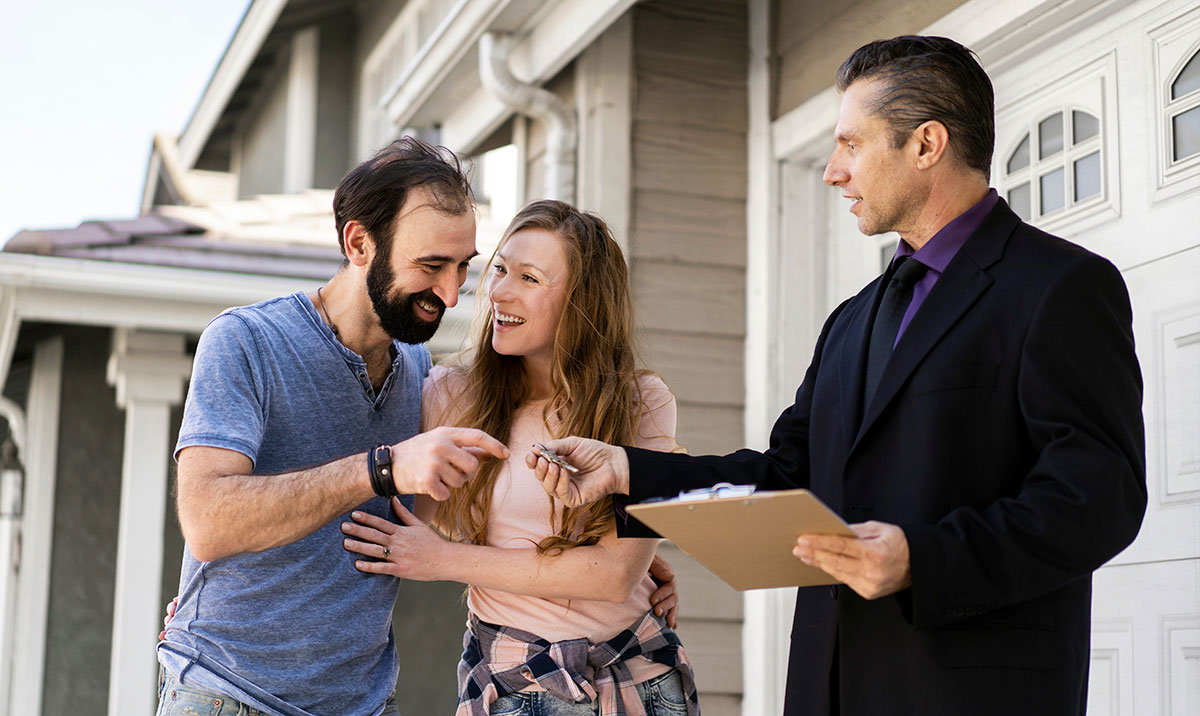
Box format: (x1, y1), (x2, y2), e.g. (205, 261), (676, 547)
(158, 137), (508, 716)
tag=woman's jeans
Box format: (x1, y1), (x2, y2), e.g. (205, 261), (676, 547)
(486, 670), (690, 716)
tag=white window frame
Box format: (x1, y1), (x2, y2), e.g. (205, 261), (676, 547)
(998, 106), (1099, 220)
(999, 106), (1104, 221)
(1149, 3), (1200, 202)
(993, 50), (1120, 238)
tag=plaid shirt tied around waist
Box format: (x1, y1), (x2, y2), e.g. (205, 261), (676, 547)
(456, 610), (700, 716)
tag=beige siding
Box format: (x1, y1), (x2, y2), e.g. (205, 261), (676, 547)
(638, 332), (744, 408)
(631, 0), (749, 440)
(633, 261), (746, 336)
(524, 68), (576, 201)
(657, 543), (743, 711)
(631, 1), (749, 709)
(657, 543), (742, 620)
(632, 191), (746, 268)
(698, 694), (742, 716)
(675, 405), (746, 456)
(775, 0), (968, 118)
(633, 126), (748, 200)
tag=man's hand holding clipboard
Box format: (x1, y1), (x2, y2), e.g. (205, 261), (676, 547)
(528, 437), (913, 598)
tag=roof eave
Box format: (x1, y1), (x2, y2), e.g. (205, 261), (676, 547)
(0, 252), (309, 330)
(176, 0), (290, 171)
(0, 252), (475, 354)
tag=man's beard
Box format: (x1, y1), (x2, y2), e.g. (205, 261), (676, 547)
(366, 249), (445, 344)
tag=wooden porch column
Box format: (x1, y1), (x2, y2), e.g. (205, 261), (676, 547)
(105, 329), (191, 716)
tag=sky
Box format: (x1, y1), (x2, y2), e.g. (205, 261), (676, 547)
(0, 0), (250, 244)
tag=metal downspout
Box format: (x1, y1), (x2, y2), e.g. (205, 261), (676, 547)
(478, 32), (577, 204)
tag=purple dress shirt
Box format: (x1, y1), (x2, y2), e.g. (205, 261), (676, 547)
(890, 189), (1001, 345)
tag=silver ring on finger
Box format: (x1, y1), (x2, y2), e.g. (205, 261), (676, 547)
(382, 545), (391, 560)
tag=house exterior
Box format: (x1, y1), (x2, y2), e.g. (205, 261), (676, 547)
(1, 1), (1196, 715)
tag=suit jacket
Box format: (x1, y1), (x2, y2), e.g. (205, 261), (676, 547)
(622, 200), (1146, 716)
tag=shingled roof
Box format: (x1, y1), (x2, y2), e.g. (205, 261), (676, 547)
(4, 194), (346, 281)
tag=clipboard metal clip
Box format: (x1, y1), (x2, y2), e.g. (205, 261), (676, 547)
(676, 482), (757, 501)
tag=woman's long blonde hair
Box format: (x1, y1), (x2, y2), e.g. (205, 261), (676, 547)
(435, 200), (647, 555)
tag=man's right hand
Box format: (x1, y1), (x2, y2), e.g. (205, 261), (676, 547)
(390, 427), (509, 501)
(526, 437), (630, 508)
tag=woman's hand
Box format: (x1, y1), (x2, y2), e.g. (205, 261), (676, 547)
(157, 596), (178, 641)
(342, 498), (447, 581)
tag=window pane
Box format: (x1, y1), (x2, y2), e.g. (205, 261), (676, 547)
(1008, 182), (1031, 221)
(1173, 105), (1200, 162)
(1171, 49), (1200, 100)
(1074, 152), (1101, 201)
(1039, 113), (1064, 159)
(1007, 134), (1030, 174)
(1072, 111), (1099, 144)
(1040, 168), (1065, 215)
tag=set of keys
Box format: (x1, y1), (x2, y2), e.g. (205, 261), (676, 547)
(533, 442), (580, 474)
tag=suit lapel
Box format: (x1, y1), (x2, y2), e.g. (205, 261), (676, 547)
(851, 201), (1020, 448)
(837, 284), (882, 445)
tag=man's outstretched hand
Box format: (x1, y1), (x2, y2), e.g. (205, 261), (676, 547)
(526, 437), (630, 508)
(390, 426), (509, 501)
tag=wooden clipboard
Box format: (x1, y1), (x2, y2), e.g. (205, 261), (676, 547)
(626, 487), (856, 591)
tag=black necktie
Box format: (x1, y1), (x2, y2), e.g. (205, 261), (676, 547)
(863, 256), (928, 410)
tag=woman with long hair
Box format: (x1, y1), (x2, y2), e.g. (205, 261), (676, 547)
(341, 200), (699, 716)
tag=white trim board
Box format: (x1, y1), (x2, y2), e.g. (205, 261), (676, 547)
(0, 289), (18, 393)
(283, 27), (320, 194)
(413, 0), (637, 154)
(106, 331), (191, 716)
(575, 14), (633, 254)
(0, 253), (314, 333)
(5, 337), (63, 716)
(742, 2), (791, 714)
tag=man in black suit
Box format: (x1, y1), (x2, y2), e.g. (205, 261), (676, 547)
(527, 36), (1146, 716)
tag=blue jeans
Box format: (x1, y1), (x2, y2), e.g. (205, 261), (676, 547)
(156, 669), (401, 716)
(486, 670), (689, 716)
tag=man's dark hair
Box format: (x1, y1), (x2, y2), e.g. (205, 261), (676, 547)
(836, 36), (995, 180)
(332, 136), (474, 255)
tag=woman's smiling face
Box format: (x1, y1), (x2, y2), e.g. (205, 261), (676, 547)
(487, 227), (571, 366)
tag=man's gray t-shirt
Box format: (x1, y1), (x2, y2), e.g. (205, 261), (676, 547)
(159, 292), (430, 716)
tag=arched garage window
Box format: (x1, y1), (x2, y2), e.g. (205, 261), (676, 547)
(1002, 108), (1102, 222)
(1169, 46), (1200, 163)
